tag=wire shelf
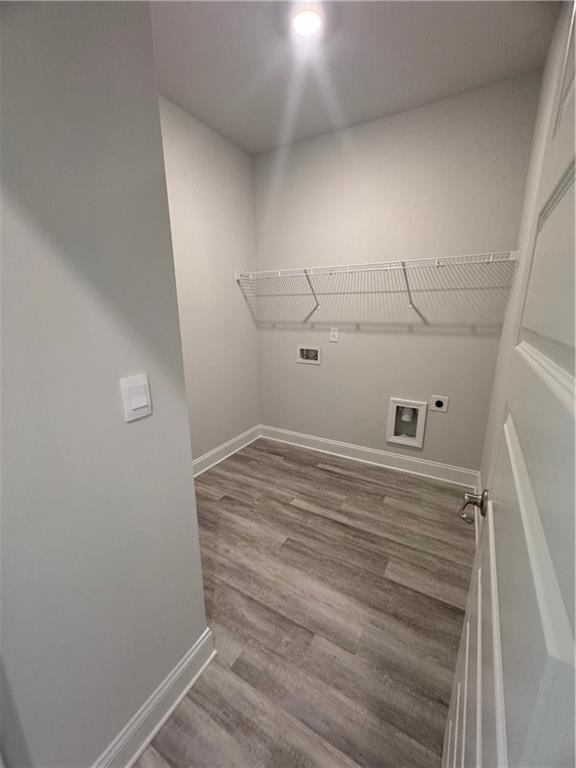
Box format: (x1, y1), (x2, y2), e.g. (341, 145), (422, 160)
(236, 251), (518, 331)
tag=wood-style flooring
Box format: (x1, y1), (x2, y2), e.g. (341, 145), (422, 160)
(136, 439), (475, 768)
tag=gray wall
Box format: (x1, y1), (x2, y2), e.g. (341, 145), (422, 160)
(253, 72), (541, 470)
(1, 4), (206, 767)
(158, 97), (259, 460)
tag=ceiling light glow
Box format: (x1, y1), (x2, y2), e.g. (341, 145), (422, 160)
(292, 9), (323, 39)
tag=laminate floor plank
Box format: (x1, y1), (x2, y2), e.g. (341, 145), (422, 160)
(341, 492), (475, 551)
(233, 633), (446, 756)
(383, 557), (470, 610)
(133, 745), (173, 768)
(356, 622), (455, 707)
(276, 536), (392, 608)
(231, 640), (439, 768)
(294, 495), (474, 566)
(208, 463), (298, 505)
(302, 635), (447, 753)
(198, 499), (288, 552)
(209, 618), (244, 669)
(203, 572), (315, 661)
(211, 490), (466, 581)
(212, 457), (348, 507)
(140, 439), (475, 768)
(154, 691), (261, 768)
(201, 537), (365, 652)
(189, 661), (359, 768)
(313, 459), (461, 501)
(208, 492), (393, 579)
(193, 482), (226, 503)
(246, 443), (459, 506)
(195, 472), (264, 506)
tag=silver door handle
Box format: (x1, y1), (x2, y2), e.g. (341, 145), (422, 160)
(460, 489), (488, 524)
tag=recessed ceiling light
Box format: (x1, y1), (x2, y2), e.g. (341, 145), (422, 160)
(291, 8), (323, 39)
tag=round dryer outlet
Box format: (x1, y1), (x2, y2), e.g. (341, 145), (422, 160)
(430, 396), (449, 412)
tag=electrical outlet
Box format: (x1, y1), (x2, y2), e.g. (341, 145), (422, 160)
(430, 395), (449, 412)
(329, 328), (339, 343)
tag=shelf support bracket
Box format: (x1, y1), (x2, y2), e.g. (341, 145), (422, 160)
(401, 262), (429, 325)
(303, 269), (320, 322)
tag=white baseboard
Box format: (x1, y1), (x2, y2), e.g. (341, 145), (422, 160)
(191, 424), (479, 488)
(93, 628), (216, 768)
(192, 426), (261, 477)
(260, 425), (479, 489)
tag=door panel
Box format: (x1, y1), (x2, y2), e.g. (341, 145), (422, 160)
(452, 680), (462, 768)
(522, 177), (574, 354)
(456, 620), (470, 767)
(463, 567), (481, 768)
(448, 546), (486, 768)
(493, 417), (573, 766)
(443, 6), (575, 768)
(443, 719), (453, 768)
(480, 509), (506, 768)
(446, 612), (470, 768)
(538, 29), (574, 207)
(510, 346), (575, 624)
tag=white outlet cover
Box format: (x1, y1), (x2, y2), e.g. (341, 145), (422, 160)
(329, 327), (339, 343)
(430, 395), (449, 412)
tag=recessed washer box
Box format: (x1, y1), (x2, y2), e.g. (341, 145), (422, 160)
(387, 398), (427, 448)
(297, 345), (321, 365)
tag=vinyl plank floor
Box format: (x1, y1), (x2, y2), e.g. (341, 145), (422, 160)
(137, 439), (475, 768)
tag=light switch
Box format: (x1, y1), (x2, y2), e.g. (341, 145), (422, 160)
(329, 327), (339, 343)
(129, 386), (148, 411)
(120, 373), (152, 422)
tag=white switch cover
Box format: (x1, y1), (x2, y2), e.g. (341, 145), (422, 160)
(329, 327), (340, 343)
(120, 373), (152, 422)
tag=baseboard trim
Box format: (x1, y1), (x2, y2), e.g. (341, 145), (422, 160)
(192, 426), (261, 477)
(93, 628), (216, 768)
(260, 425), (479, 489)
(191, 424), (479, 488)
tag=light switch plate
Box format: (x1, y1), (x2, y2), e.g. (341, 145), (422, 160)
(329, 327), (339, 343)
(430, 395), (449, 412)
(120, 373), (152, 422)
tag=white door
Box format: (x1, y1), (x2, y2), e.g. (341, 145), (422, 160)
(443, 5), (575, 767)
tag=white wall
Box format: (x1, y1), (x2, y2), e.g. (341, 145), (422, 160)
(1, 5), (207, 767)
(253, 72), (542, 471)
(158, 97), (259, 460)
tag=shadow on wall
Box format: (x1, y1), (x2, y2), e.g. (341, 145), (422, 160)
(238, 259), (517, 336)
(0, 660), (32, 768)
(0, 2), (185, 388)
(1, 5), (196, 767)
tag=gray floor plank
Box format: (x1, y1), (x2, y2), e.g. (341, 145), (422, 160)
(231, 640), (439, 768)
(189, 662), (359, 768)
(133, 745), (173, 768)
(138, 439), (474, 768)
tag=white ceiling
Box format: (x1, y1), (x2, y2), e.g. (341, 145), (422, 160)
(151, 2), (558, 155)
